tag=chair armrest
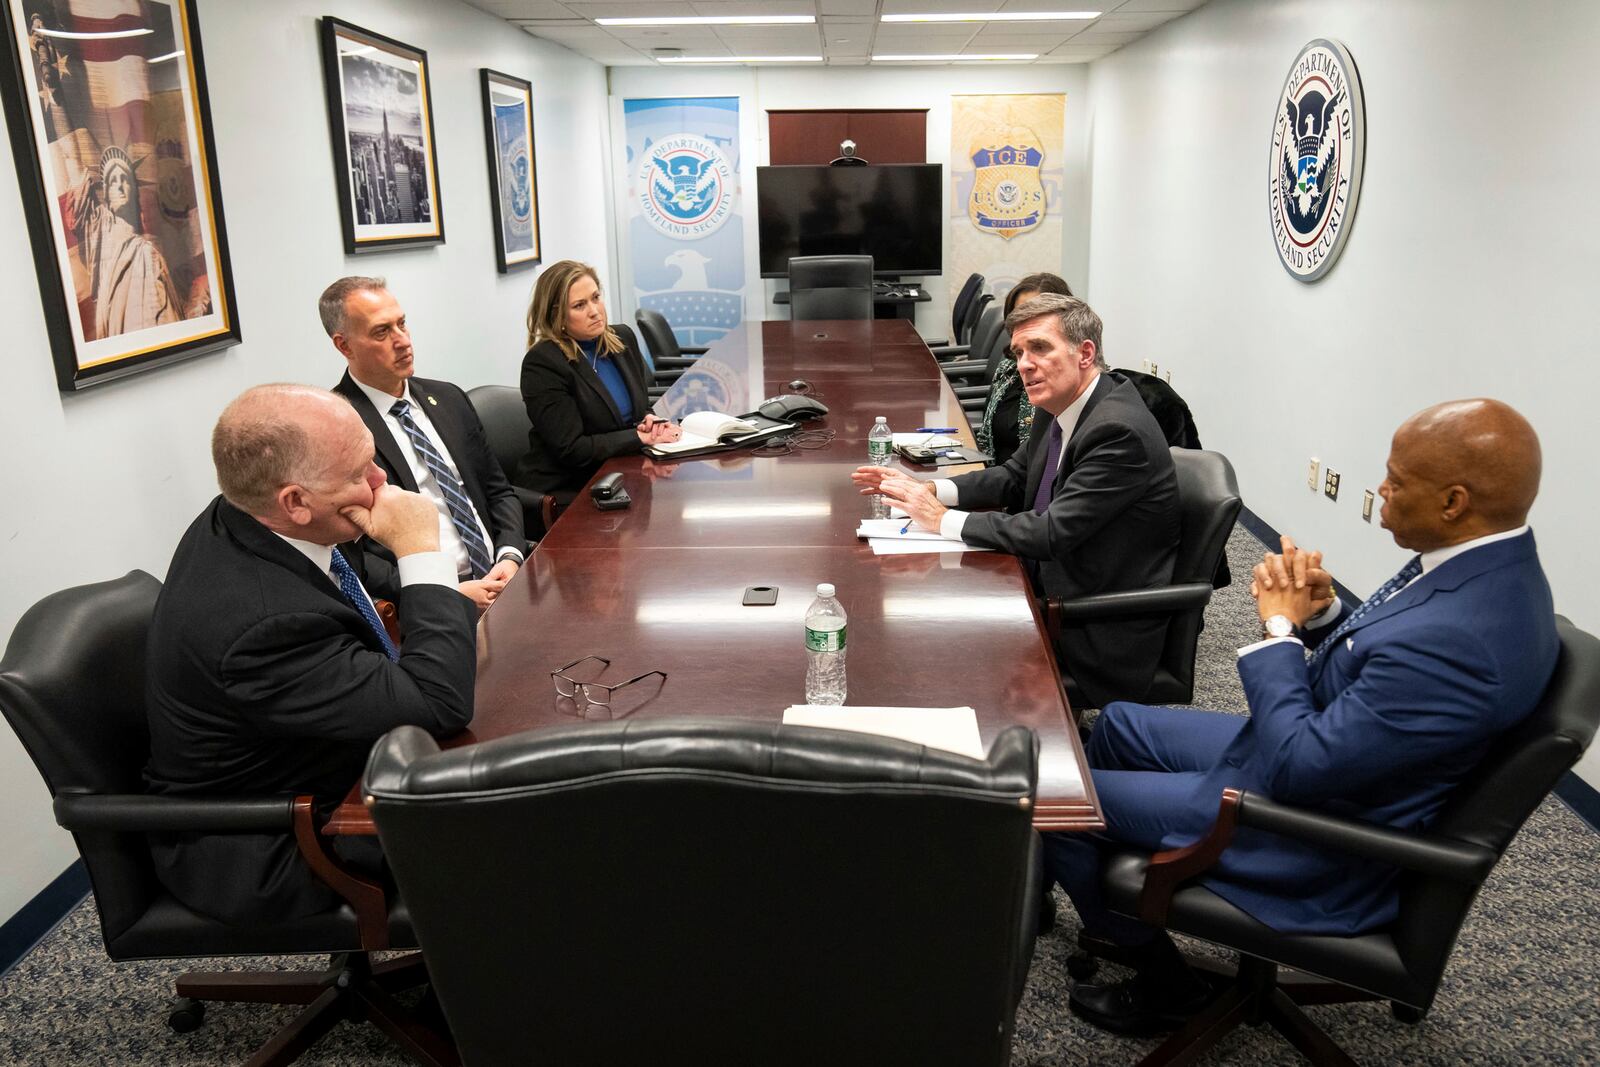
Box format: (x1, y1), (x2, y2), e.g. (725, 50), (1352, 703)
(1048, 583), (1213, 623)
(1133, 789), (1500, 925)
(952, 385), (989, 399)
(679, 345), (709, 356)
(654, 367), (686, 384)
(941, 360), (988, 379)
(929, 344), (971, 360)
(292, 797), (388, 950)
(54, 792), (294, 833)
(923, 336), (950, 348)
(654, 356), (699, 370)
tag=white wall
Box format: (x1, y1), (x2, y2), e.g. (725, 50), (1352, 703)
(605, 63), (1092, 337)
(1083, 0), (1600, 788)
(0, 0), (611, 922)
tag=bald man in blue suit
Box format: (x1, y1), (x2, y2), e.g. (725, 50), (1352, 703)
(1052, 398), (1559, 1036)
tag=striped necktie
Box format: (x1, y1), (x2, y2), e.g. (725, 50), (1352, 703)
(329, 548), (400, 661)
(389, 399), (493, 580)
(1306, 554), (1423, 670)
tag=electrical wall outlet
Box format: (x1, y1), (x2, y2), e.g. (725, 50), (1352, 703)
(1362, 490), (1375, 522)
(1324, 468), (1340, 501)
(1141, 359), (1151, 373)
(1149, 361), (1160, 377)
(1164, 369), (1172, 383)
(1307, 457), (1320, 491)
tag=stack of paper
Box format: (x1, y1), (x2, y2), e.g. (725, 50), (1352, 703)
(783, 705), (985, 759)
(855, 518), (991, 555)
(890, 432), (960, 448)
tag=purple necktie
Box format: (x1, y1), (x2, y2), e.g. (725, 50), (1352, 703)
(1031, 418), (1064, 513)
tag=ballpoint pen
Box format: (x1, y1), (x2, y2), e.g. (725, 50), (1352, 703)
(914, 427), (958, 434)
(900, 518), (914, 534)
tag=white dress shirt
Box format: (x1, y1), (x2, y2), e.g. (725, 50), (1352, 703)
(931, 373), (1101, 542)
(275, 535), (458, 605)
(1238, 524), (1532, 659)
(351, 377), (521, 578)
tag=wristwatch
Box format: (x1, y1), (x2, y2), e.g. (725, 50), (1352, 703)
(1261, 614), (1295, 640)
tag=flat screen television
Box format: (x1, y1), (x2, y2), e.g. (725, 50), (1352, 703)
(756, 164), (943, 278)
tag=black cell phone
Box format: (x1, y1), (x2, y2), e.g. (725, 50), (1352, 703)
(742, 585), (779, 606)
(591, 472), (631, 510)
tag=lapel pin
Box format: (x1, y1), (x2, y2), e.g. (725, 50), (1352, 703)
(427, 395), (438, 406)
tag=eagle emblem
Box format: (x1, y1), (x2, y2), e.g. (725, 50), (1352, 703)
(636, 133), (735, 238)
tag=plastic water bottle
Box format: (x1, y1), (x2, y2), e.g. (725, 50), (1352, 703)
(867, 416), (893, 465)
(804, 583), (848, 705)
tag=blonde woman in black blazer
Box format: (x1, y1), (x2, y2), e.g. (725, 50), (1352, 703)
(515, 260), (679, 500)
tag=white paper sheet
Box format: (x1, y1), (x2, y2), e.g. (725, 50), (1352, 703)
(868, 537), (990, 555)
(891, 432), (961, 448)
(783, 705), (985, 759)
(856, 519), (949, 541)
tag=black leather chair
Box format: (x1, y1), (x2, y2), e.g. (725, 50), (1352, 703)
(1088, 616), (1600, 1067)
(365, 718), (1042, 1067)
(931, 292), (996, 363)
(1045, 448), (1242, 708)
(465, 383), (559, 539)
(634, 307), (706, 399)
(0, 572), (453, 1067)
(940, 302), (1005, 384)
(926, 271), (987, 347)
(788, 254), (873, 320)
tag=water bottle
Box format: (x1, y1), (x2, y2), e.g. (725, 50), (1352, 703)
(867, 416), (893, 465)
(804, 583), (848, 705)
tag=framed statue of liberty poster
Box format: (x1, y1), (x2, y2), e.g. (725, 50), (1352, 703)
(0, 0), (241, 391)
(321, 17), (444, 254)
(481, 68), (539, 272)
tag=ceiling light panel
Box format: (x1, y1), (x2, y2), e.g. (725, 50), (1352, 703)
(596, 13), (815, 24)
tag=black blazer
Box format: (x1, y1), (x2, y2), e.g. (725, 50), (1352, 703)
(333, 372), (526, 593)
(144, 496), (477, 924)
(514, 323), (650, 497)
(953, 371), (1180, 708)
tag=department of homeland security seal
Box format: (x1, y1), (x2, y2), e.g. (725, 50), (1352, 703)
(637, 134), (735, 239)
(969, 125), (1046, 240)
(1268, 39), (1365, 282)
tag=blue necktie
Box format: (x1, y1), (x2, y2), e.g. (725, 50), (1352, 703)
(389, 399), (493, 580)
(1306, 554), (1422, 670)
(1031, 418), (1064, 514)
(329, 548), (400, 661)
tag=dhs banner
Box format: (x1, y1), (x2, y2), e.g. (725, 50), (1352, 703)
(621, 97), (746, 351)
(949, 94), (1066, 307)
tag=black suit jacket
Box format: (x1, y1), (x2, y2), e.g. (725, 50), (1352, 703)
(333, 372), (526, 594)
(144, 496), (477, 924)
(514, 323), (650, 497)
(952, 371), (1180, 707)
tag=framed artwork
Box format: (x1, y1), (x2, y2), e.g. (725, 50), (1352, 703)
(480, 68), (539, 272)
(320, 17), (443, 253)
(0, 0), (240, 392)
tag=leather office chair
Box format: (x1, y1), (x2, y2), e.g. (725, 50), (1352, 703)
(939, 302), (1005, 384)
(1084, 616), (1600, 1067)
(788, 254), (873, 320)
(365, 718), (1042, 1067)
(1044, 448), (1242, 708)
(1117, 367), (1202, 450)
(0, 572), (453, 1067)
(926, 272), (987, 348)
(465, 383), (560, 539)
(634, 308), (706, 400)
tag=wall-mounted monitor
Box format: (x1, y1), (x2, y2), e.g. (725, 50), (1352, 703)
(755, 164), (943, 278)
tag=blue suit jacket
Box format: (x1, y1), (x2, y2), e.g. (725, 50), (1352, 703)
(1184, 531), (1557, 933)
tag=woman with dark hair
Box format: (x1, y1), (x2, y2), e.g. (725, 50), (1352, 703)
(515, 260), (680, 501)
(974, 272), (1074, 467)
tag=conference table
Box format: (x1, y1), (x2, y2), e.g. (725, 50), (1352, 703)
(330, 318), (1100, 834)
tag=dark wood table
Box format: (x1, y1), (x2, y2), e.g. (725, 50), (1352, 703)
(331, 319), (1100, 833)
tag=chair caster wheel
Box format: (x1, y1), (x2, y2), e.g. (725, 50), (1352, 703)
(167, 997), (205, 1033)
(1065, 951), (1100, 981)
(1391, 1002), (1424, 1024)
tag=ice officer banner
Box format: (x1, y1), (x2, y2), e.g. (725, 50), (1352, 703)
(949, 94), (1066, 307)
(622, 97), (745, 350)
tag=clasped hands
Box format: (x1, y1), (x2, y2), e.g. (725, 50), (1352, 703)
(1251, 534), (1335, 627)
(636, 414), (681, 446)
(851, 465), (946, 532)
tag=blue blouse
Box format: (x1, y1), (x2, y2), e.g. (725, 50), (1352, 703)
(579, 337), (633, 424)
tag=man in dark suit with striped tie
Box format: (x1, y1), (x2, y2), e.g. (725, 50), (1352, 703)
(323, 276), (527, 612)
(145, 384), (477, 924)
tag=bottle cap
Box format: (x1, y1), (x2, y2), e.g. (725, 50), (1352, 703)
(816, 583), (835, 598)
(874, 416), (886, 424)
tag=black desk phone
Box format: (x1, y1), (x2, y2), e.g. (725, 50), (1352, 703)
(757, 394), (829, 422)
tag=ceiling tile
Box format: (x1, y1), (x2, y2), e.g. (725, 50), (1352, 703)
(970, 25), (1072, 44)
(1068, 28), (1141, 42)
(562, 1), (699, 17)
(687, 0), (822, 14)
(874, 22), (980, 38)
(1047, 40), (1115, 56)
(881, 0), (1004, 12)
(829, 56), (870, 63)
(1106, 0), (1206, 11)
(524, 23), (617, 39)
(1089, 10), (1178, 30)
(818, 0), (879, 16)
(473, 0), (580, 16)
(967, 30), (1067, 46)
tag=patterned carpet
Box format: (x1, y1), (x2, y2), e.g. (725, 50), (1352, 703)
(1, 526), (1597, 1065)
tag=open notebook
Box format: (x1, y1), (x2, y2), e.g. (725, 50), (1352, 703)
(643, 410), (792, 458)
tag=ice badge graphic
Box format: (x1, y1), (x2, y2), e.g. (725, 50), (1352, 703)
(637, 133), (735, 239)
(968, 126), (1046, 240)
(1268, 39), (1366, 282)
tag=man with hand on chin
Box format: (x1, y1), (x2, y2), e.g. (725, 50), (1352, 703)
(323, 276), (526, 613)
(852, 293), (1180, 709)
(145, 384), (478, 925)
(1046, 398), (1558, 1038)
